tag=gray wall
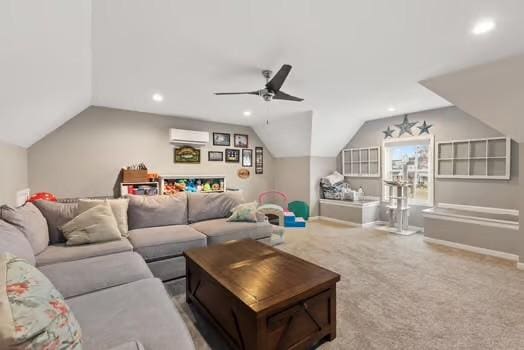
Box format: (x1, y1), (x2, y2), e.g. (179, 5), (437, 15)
(309, 157), (337, 216)
(0, 141), (28, 206)
(274, 157), (310, 205)
(28, 107), (275, 201)
(338, 106), (519, 211)
(519, 143), (524, 262)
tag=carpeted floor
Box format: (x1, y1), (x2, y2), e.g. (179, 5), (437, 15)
(166, 220), (524, 349)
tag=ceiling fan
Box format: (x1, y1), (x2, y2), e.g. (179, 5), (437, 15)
(214, 64), (304, 102)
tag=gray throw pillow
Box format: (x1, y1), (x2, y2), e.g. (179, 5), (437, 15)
(78, 198), (129, 236)
(127, 193), (188, 230)
(187, 192), (244, 223)
(0, 219), (36, 265)
(61, 202), (122, 246)
(0, 202), (49, 255)
(33, 200), (78, 244)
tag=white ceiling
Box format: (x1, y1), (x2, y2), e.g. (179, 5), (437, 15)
(3, 1), (524, 156)
(0, 0), (92, 147)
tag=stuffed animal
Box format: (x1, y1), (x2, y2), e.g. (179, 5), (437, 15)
(28, 192), (57, 203)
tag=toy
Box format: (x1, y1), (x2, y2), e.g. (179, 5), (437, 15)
(203, 181), (212, 192)
(186, 179), (197, 192)
(28, 192), (57, 203)
(211, 183), (220, 191)
(257, 191), (306, 229)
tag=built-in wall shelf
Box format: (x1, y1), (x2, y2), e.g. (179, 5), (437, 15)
(342, 147), (381, 177)
(436, 137), (511, 180)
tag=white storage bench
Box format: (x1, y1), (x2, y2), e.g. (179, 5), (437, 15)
(422, 206), (519, 259)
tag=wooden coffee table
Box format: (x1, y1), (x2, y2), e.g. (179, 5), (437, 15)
(184, 239), (340, 350)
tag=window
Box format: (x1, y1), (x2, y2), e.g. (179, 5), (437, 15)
(382, 135), (434, 206)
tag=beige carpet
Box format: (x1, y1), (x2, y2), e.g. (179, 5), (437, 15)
(166, 220), (524, 349)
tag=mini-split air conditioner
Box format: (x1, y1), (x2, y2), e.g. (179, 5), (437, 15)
(169, 128), (209, 147)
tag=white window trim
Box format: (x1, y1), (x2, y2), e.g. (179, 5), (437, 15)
(382, 135), (435, 207)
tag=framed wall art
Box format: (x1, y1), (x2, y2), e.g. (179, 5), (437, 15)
(225, 149), (240, 163)
(255, 147), (264, 174)
(213, 132), (230, 146)
(234, 134), (249, 148)
(242, 149), (253, 167)
(174, 146), (200, 163)
(208, 151), (224, 162)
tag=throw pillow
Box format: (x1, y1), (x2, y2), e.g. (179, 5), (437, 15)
(33, 200), (78, 244)
(0, 253), (82, 349)
(187, 192), (244, 223)
(127, 193), (188, 230)
(61, 202), (121, 246)
(0, 202), (49, 255)
(0, 220), (36, 266)
(227, 201), (259, 222)
(78, 198), (129, 237)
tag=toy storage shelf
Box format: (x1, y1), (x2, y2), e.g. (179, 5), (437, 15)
(342, 147), (381, 177)
(436, 137), (510, 180)
(160, 175), (226, 195)
(120, 182), (159, 197)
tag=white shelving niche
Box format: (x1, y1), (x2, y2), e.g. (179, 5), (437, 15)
(342, 147), (381, 177)
(436, 137), (511, 180)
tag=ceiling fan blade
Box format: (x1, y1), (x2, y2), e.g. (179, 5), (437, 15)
(273, 90), (304, 102)
(214, 91), (260, 96)
(266, 64), (292, 92)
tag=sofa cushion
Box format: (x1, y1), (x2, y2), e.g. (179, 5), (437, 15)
(68, 278), (195, 350)
(190, 218), (273, 245)
(62, 202), (122, 246)
(39, 252), (153, 299)
(79, 198), (129, 236)
(128, 193), (187, 230)
(128, 225), (206, 261)
(0, 254), (82, 349)
(34, 200), (78, 244)
(187, 191), (244, 223)
(36, 238), (133, 266)
(0, 219), (36, 265)
(0, 202), (49, 254)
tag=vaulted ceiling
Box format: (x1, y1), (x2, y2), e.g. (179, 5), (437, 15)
(2, 1), (524, 156)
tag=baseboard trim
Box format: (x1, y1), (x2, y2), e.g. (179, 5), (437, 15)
(437, 202), (519, 216)
(423, 236), (519, 262)
(422, 212), (519, 231)
(313, 216), (378, 228)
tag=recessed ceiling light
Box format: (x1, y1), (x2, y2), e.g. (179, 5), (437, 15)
(472, 19), (496, 35)
(243, 110), (252, 117)
(388, 107), (396, 112)
(152, 93), (164, 102)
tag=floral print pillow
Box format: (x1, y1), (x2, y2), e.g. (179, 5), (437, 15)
(227, 201), (259, 222)
(0, 253), (82, 349)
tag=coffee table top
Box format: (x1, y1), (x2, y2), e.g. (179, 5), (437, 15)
(184, 239), (340, 313)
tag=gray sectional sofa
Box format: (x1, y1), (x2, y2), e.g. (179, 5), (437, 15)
(0, 191), (275, 349)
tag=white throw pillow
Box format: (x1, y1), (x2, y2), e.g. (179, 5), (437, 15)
(61, 202), (121, 246)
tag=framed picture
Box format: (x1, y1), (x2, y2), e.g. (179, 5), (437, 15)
(234, 134), (249, 148)
(208, 151), (223, 162)
(255, 147), (264, 174)
(225, 149), (240, 163)
(242, 149), (253, 167)
(174, 146), (200, 163)
(213, 132), (230, 146)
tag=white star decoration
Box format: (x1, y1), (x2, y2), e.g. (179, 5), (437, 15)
(395, 115), (418, 136)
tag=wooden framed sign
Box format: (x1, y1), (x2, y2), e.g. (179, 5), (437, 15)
(255, 147), (263, 174)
